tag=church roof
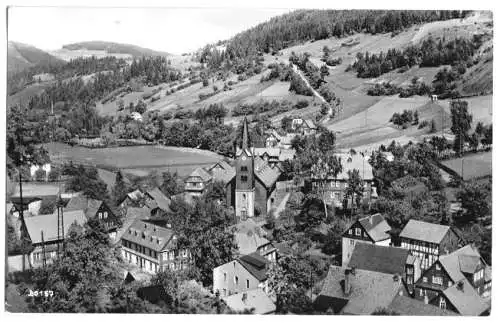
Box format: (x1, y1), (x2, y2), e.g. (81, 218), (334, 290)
(209, 162), (236, 185)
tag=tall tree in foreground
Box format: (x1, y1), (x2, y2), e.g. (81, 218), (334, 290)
(112, 170), (129, 205)
(309, 153), (343, 219)
(344, 169), (364, 218)
(450, 100), (472, 156)
(7, 104), (50, 270)
(166, 193), (237, 286)
(28, 218), (161, 312)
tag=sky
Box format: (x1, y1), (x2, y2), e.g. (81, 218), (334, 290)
(7, 7), (291, 54)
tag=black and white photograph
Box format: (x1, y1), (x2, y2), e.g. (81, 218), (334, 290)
(3, 1), (495, 317)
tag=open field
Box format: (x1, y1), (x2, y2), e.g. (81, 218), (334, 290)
(328, 96), (429, 133)
(441, 151), (492, 180)
(327, 95), (456, 151)
(463, 95), (493, 125)
(43, 142), (223, 177)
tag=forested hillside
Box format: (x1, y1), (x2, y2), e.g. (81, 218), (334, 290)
(62, 41), (171, 57)
(7, 41), (65, 74)
(224, 10), (470, 59)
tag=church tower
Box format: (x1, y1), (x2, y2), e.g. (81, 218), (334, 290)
(235, 117), (255, 219)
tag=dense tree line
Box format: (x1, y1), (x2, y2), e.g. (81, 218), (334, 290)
(351, 36), (479, 78)
(367, 77), (431, 97)
(224, 10), (468, 59)
(389, 109), (419, 128)
(232, 99), (297, 117)
(129, 56), (181, 85)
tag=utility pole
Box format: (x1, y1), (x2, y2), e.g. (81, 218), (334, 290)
(41, 231), (47, 269)
(18, 168), (26, 272)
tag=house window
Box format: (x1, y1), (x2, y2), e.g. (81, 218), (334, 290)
(246, 279), (250, 289)
(407, 266), (414, 275)
(419, 288), (423, 297)
(348, 229), (353, 235)
(224, 272), (227, 282)
(439, 297), (446, 310)
(234, 276), (239, 286)
(241, 166), (248, 172)
(448, 281), (453, 287)
(350, 239), (355, 246)
(423, 277), (428, 283)
(355, 228), (361, 236)
(432, 276), (443, 285)
(104, 212), (108, 218)
(241, 176), (248, 182)
(223, 289), (227, 297)
(436, 264), (441, 271)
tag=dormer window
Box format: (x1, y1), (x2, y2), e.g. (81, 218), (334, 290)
(355, 228), (361, 236)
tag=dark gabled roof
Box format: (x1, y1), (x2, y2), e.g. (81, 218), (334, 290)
(121, 220), (176, 252)
(146, 188), (172, 213)
(319, 265), (402, 315)
(64, 195), (108, 219)
(348, 243), (409, 276)
(387, 295), (458, 316)
(237, 252), (269, 282)
(10, 196), (43, 206)
(208, 161), (236, 185)
(254, 156), (280, 189)
(187, 167), (212, 182)
(357, 214), (391, 242)
(24, 210), (87, 244)
(399, 220), (451, 244)
(303, 119), (316, 129)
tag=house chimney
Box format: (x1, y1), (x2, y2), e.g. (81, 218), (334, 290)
(344, 269), (352, 295)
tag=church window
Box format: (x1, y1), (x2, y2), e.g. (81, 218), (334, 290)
(241, 176), (248, 182)
(241, 166), (248, 172)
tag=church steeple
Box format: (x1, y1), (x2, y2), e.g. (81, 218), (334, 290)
(242, 116), (249, 150)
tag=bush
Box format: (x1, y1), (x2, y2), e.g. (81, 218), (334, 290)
(39, 199), (57, 215)
(142, 92), (153, 100)
(418, 120), (429, 129)
(34, 168), (46, 182)
(295, 100), (309, 109)
(48, 169), (60, 182)
(324, 57), (342, 66)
